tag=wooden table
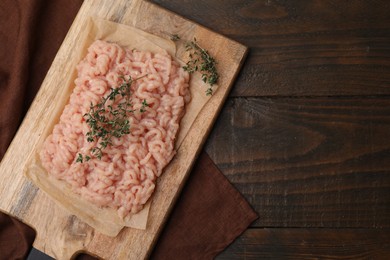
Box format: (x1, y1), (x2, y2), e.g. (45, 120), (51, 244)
(150, 0), (390, 258)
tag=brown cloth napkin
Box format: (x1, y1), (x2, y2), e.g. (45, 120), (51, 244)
(0, 1), (258, 259)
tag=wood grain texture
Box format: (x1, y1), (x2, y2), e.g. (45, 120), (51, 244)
(216, 228), (390, 259)
(0, 0), (247, 259)
(152, 0), (390, 97)
(205, 97), (390, 227)
(152, 0), (390, 258)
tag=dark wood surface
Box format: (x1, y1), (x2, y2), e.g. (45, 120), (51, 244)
(152, 0), (390, 258)
(217, 228), (390, 259)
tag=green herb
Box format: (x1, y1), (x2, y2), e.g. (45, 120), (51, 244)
(140, 99), (149, 113)
(170, 34), (180, 41)
(76, 153), (84, 163)
(77, 74), (147, 162)
(182, 38), (219, 95)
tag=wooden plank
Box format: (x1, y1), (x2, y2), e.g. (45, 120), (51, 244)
(0, 0), (247, 259)
(216, 228), (390, 259)
(205, 97), (390, 227)
(152, 0), (390, 97)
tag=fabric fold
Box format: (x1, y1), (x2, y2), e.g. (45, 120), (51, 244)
(150, 152), (258, 259)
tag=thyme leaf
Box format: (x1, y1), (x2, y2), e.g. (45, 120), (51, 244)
(140, 99), (149, 113)
(182, 38), (219, 95)
(170, 34), (180, 41)
(77, 74), (147, 162)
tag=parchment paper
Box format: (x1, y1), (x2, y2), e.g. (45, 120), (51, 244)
(24, 18), (217, 237)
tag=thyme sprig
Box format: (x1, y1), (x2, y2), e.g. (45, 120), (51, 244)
(76, 74), (148, 163)
(182, 37), (219, 96)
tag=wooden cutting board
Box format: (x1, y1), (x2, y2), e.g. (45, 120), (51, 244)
(0, 0), (247, 259)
